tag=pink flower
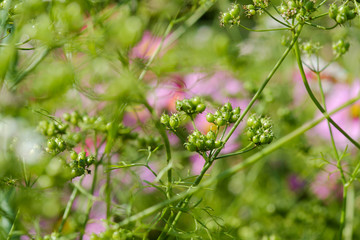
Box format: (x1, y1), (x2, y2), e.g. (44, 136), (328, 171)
(131, 31), (172, 59)
(312, 80), (360, 148)
(310, 163), (343, 200)
(292, 59), (347, 105)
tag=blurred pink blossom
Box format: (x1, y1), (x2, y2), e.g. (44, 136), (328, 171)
(312, 80), (360, 148)
(310, 163), (343, 200)
(131, 31), (172, 59)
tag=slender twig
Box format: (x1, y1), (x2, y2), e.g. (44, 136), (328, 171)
(215, 143), (255, 159)
(263, 9), (292, 28)
(294, 37), (360, 150)
(117, 95), (360, 227)
(58, 177), (83, 233)
(238, 24), (290, 32)
(10, 47), (51, 90)
(6, 209), (19, 240)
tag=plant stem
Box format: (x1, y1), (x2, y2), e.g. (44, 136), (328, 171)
(293, 35), (360, 150)
(157, 159), (212, 239)
(106, 153), (111, 220)
(143, 101), (173, 199)
(6, 209), (19, 240)
(10, 47), (51, 90)
(58, 176), (84, 233)
(212, 24), (303, 160)
(117, 94), (360, 227)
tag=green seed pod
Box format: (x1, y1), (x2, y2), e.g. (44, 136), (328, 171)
(260, 134), (268, 144)
(205, 139), (215, 150)
(47, 138), (57, 150)
(216, 117), (226, 126)
(336, 12), (347, 24)
(195, 139), (205, 150)
(287, 1), (297, 9)
(223, 102), (232, 111)
(69, 160), (78, 169)
(70, 151), (78, 160)
(186, 142), (197, 152)
(191, 96), (201, 107)
(230, 4), (240, 17)
(192, 130), (201, 138)
(79, 159), (86, 168)
(206, 113), (215, 123)
(230, 114), (239, 123)
(246, 115), (256, 127)
(246, 129), (255, 139)
(304, 1), (314, 11)
(175, 100), (183, 111)
(252, 135), (260, 144)
(78, 151), (86, 161)
(63, 113), (71, 121)
(222, 12), (232, 25)
(196, 103), (206, 113)
(329, 4), (338, 19)
(232, 107), (241, 115)
(222, 111), (231, 121)
(86, 156), (95, 166)
(188, 135), (196, 143)
(206, 130), (216, 140)
(160, 113), (170, 125)
(214, 140), (222, 148)
(55, 138), (66, 151)
(182, 99), (193, 112)
(169, 115), (180, 129)
(279, 5), (288, 14)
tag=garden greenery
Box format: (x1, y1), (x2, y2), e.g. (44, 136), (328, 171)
(1, 0), (360, 239)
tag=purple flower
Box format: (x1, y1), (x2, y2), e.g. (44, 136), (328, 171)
(287, 174), (306, 193)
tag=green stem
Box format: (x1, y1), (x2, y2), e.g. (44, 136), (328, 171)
(238, 23), (290, 32)
(106, 153), (111, 220)
(215, 143), (255, 160)
(263, 9), (291, 27)
(294, 37), (360, 150)
(10, 47), (51, 90)
(157, 159), (212, 239)
(339, 184), (349, 240)
(6, 209), (19, 240)
(117, 95), (360, 227)
(212, 25), (303, 160)
(344, 184), (354, 240)
(58, 177), (83, 233)
(143, 101), (173, 199)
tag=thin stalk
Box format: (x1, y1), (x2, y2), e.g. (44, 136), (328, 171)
(6, 209), (19, 240)
(157, 160), (211, 239)
(344, 184), (354, 240)
(215, 143), (255, 160)
(143, 101), (173, 199)
(138, 1), (216, 82)
(238, 24), (290, 32)
(58, 176), (84, 233)
(106, 154), (111, 220)
(9, 47), (51, 90)
(294, 38), (360, 150)
(263, 9), (291, 27)
(155, 25), (303, 238)
(304, 21), (338, 30)
(316, 71), (347, 240)
(138, 22), (174, 82)
(212, 25), (303, 160)
(117, 94), (360, 227)
(80, 133), (101, 240)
